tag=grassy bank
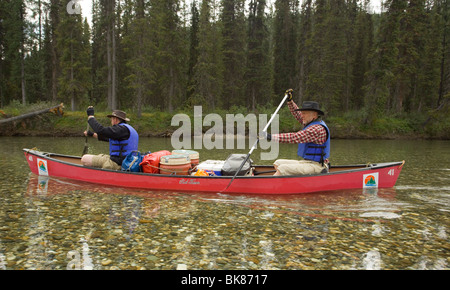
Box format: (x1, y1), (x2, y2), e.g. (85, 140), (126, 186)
(1, 102), (449, 139)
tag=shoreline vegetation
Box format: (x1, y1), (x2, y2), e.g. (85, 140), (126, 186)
(2, 1), (449, 143)
(1, 102), (449, 140)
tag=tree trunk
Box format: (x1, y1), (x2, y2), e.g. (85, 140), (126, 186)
(168, 65), (174, 113)
(20, 5), (26, 105)
(0, 104), (64, 124)
(111, 11), (117, 110)
(107, 9), (112, 109)
(21, 49), (26, 105)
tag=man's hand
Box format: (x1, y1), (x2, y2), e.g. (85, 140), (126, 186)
(84, 130), (97, 138)
(259, 131), (272, 141)
(84, 130), (94, 137)
(285, 89), (294, 102)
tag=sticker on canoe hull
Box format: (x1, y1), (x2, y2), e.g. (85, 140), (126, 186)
(363, 172), (378, 188)
(37, 158), (48, 176)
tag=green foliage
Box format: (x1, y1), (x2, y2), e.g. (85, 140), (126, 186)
(0, 0), (448, 140)
(56, 11), (92, 111)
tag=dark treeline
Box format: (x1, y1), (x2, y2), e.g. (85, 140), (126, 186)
(1, 0), (449, 123)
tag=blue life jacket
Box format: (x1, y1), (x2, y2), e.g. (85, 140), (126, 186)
(109, 123), (139, 159)
(297, 120), (330, 164)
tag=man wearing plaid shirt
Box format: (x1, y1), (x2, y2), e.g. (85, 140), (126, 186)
(261, 89), (330, 176)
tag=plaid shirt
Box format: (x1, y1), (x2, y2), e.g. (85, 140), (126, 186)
(271, 101), (328, 145)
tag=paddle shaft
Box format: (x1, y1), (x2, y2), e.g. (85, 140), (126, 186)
(223, 93), (289, 192)
(82, 122), (89, 156)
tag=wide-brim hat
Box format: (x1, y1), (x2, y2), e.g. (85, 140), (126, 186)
(107, 110), (130, 122)
(294, 101), (325, 116)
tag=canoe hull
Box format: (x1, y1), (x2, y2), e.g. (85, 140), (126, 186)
(23, 149), (404, 195)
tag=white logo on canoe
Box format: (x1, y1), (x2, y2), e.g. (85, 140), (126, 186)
(363, 172), (378, 188)
(37, 158), (48, 176)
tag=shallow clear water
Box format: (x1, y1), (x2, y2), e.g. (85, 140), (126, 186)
(0, 137), (448, 269)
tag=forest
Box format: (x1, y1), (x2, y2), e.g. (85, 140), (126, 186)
(0, 0), (449, 130)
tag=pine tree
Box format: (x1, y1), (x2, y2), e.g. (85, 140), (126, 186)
(394, 0), (426, 113)
(48, 0), (62, 103)
(410, 0), (442, 112)
(0, 0), (5, 107)
(192, 0), (224, 110)
(24, 45), (43, 104)
(351, 0), (373, 110)
(41, 8), (53, 102)
(186, 0), (200, 102)
(91, 0), (107, 107)
(364, 0), (405, 120)
(221, 0), (247, 109)
(305, 0), (348, 113)
(437, 0), (450, 107)
(149, 0), (187, 112)
(365, 0), (441, 115)
(24, 0), (46, 104)
(105, 0), (117, 110)
(273, 0), (298, 96)
(246, 0), (272, 110)
(297, 0), (313, 104)
(1, 0), (28, 105)
(122, 0), (154, 117)
(56, 6), (91, 110)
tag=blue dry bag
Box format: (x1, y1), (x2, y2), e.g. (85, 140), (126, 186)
(121, 151), (143, 172)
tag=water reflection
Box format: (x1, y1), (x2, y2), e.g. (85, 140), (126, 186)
(18, 173), (448, 270)
(27, 174), (403, 225)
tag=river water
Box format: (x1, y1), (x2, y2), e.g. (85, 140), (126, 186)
(0, 136), (448, 270)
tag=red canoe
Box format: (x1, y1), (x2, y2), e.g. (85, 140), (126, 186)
(23, 148), (405, 195)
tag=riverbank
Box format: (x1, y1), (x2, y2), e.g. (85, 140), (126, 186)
(1, 104), (449, 139)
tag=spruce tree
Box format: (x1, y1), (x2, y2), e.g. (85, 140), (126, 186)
(0, 0), (5, 107)
(193, 0), (224, 110)
(56, 6), (91, 110)
(247, 0), (272, 110)
(122, 0), (154, 117)
(1, 0), (28, 105)
(91, 0), (107, 107)
(149, 0), (187, 112)
(364, 0), (405, 120)
(186, 0), (200, 103)
(350, 1), (373, 110)
(437, 0), (450, 107)
(297, 0), (313, 104)
(221, 0), (247, 109)
(273, 0), (297, 97)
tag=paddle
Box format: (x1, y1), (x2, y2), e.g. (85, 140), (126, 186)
(82, 122), (89, 156)
(222, 92), (289, 192)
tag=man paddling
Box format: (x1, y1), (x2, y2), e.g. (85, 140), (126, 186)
(260, 89), (330, 176)
(81, 107), (139, 170)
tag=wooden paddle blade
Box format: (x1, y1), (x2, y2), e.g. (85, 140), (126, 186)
(82, 142), (88, 156)
(82, 123), (90, 156)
